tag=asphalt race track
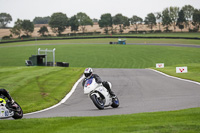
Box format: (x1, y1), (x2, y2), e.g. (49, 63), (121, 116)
(24, 68), (200, 118)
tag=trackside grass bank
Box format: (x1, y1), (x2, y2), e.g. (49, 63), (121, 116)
(0, 67), (84, 113)
(1, 108), (200, 133)
(154, 63), (200, 83)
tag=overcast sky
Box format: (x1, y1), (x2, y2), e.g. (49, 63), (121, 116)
(1, 0), (200, 27)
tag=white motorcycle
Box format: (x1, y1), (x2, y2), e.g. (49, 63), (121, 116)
(0, 96), (23, 119)
(84, 77), (119, 110)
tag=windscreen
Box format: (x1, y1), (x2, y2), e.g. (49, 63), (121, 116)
(84, 77), (93, 87)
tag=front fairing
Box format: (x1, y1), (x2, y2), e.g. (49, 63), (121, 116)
(84, 77), (99, 94)
(0, 98), (14, 118)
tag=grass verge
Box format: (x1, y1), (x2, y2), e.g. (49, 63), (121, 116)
(0, 66), (84, 113)
(1, 108), (200, 133)
(154, 63), (200, 83)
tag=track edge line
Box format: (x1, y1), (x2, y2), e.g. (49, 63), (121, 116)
(24, 75), (84, 116)
(148, 68), (200, 86)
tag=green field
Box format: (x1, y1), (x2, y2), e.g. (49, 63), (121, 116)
(1, 108), (200, 133)
(0, 39), (200, 67)
(0, 37), (200, 133)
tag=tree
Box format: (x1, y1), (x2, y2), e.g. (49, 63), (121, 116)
(144, 13), (156, 30)
(169, 6), (179, 31)
(21, 20), (34, 36)
(69, 15), (79, 32)
(176, 10), (186, 32)
(162, 8), (172, 31)
(33, 16), (50, 24)
(99, 13), (113, 34)
(0, 13), (12, 28)
(182, 5), (195, 21)
(92, 18), (98, 23)
(113, 14), (130, 34)
(192, 9), (200, 31)
(10, 19), (23, 38)
(155, 12), (162, 31)
(130, 15), (143, 32)
(182, 5), (194, 29)
(49, 12), (68, 35)
(76, 12), (93, 33)
(38, 26), (49, 36)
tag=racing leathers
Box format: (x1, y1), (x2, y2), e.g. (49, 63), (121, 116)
(0, 88), (14, 103)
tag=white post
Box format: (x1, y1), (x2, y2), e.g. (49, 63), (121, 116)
(38, 48), (40, 55)
(45, 49), (47, 66)
(53, 48), (56, 66)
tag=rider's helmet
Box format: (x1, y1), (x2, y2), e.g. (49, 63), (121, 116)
(84, 68), (93, 79)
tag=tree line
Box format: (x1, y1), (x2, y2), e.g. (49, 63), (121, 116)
(0, 4), (200, 38)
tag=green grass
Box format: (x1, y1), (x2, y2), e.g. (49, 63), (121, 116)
(0, 43), (200, 68)
(1, 108), (200, 133)
(154, 63), (200, 83)
(0, 67), (84, 113)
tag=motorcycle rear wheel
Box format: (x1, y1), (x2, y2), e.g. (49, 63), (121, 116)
(111, 96), (119, 108)
(12, 102), (23, 119)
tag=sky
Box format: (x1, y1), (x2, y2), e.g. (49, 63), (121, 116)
(0, 0), (200, 27)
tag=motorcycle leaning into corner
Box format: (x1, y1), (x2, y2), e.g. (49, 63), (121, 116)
(84, 76), (119, 110)
(0, 95), (23, 119)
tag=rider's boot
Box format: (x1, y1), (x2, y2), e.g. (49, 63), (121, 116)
(10, 98), (18, 109)
(102, 81), (116, 98)
(110, 91), (116, 98)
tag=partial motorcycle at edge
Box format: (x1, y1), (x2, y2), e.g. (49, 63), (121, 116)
(0, 96), (23, 119)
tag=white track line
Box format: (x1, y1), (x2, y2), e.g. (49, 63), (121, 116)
(149, 69), (200, 86)
(24, 75), (84, 116)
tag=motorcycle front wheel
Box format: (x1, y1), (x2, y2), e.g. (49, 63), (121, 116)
(90, 94), (105, 110)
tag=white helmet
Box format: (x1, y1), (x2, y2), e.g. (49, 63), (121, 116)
(84, 68), (93, 78)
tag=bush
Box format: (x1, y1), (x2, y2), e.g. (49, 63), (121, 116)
(21, 35), (31, 38)
(59, 32), (101, 37)
(128, 31), (137, 34)
(137, 30), (147, 34)
(2, 36), (11, 39)
(189, 28), (199, 32)
(148, 30), (154, 33)
(154, 30), (162, 33)
(164, 30), (173, 32)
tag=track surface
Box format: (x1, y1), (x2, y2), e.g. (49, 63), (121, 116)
(24, 69), (200, 118)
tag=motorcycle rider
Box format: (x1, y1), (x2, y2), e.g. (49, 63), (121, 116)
(0, 88), (15, 106)
(82, 68), (116, 97)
